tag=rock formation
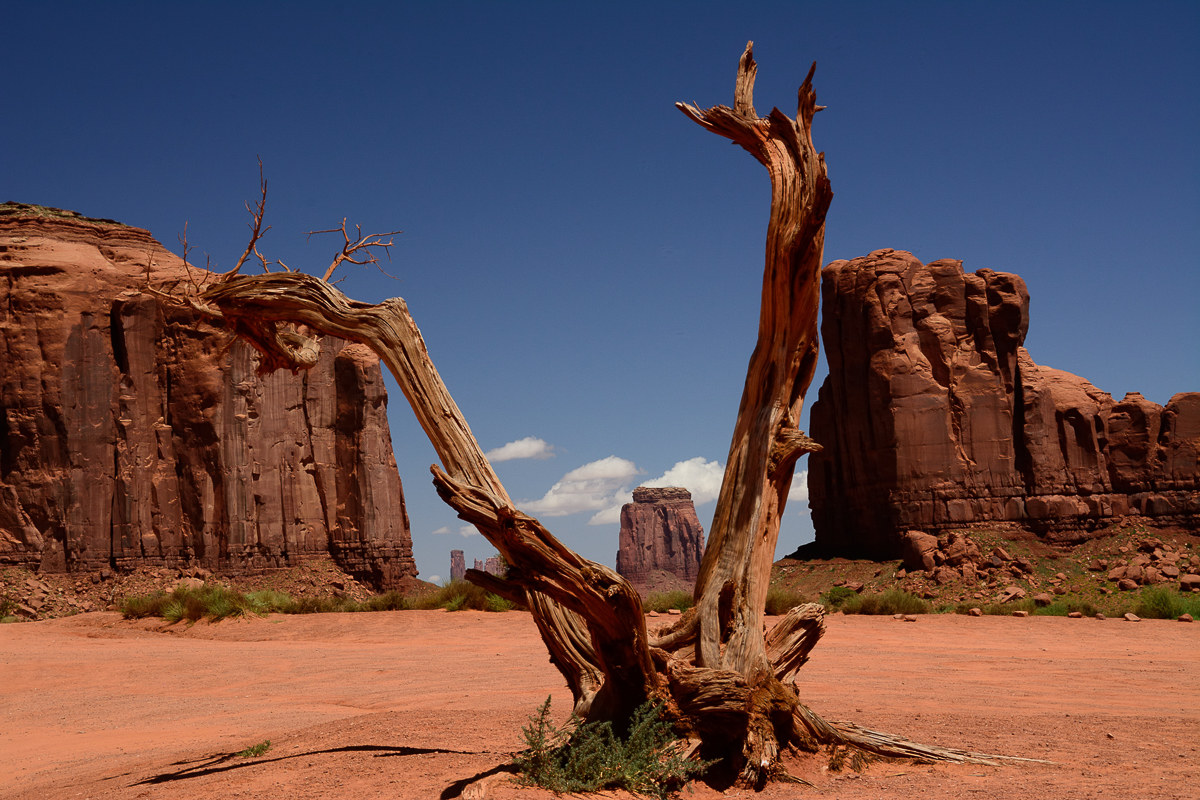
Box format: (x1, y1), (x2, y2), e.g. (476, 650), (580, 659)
(450, 550), (465, 582)
(615, 486), (705, 592)
(0, 203), (417, 589)
(808, 249), (1199, 558)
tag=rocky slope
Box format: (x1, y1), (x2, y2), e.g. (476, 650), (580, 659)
(808, 249), (1199, 558)
(615, 486), (705, 593)
(0, 203), (416, 589)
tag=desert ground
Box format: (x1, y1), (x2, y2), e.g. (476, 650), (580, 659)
(1, 609), (1196, 800)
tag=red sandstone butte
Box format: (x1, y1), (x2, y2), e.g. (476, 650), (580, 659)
(0, 203), (416, 589)
(616, 486), (705, 593)
(808, 249), (1199, 558)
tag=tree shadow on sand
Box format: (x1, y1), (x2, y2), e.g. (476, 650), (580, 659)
(133, 743), (497, 786)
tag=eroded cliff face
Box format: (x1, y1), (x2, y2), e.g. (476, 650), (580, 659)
(615, 486), (705, 592)
(0, 204), (416, 589)
(809, 249), (1199, 557)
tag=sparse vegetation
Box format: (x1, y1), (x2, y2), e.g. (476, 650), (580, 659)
(118, 578), (517, 622)
(644, 590), (693, 613)
(236, 740), (271, 758)
(819, 585), (859, 610)
(840, 589), (929, 616)
(1134, 586), (1198, 620)
(515, 697), (708, 799)
(764, 586), (808, 615)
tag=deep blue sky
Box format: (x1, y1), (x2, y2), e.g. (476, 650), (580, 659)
(4, 2), (1197, 582)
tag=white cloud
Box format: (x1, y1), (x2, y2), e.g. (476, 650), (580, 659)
(523, 456), (642, 518)
(486, 436), (555, 462)
(642, 457), (726, 506)
(583, 460), (808, 525)
(426, 575), (442, 585)
(432, 524), (479, 538)
(789, 469), (810, 506)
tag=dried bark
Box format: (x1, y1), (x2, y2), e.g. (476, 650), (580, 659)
(167, 42), (1037, 788)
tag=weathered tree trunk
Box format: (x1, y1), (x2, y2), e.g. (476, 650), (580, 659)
(168, 42), (1036, 789)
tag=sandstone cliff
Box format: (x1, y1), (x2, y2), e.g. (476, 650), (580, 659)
(0, 203), (417, 589)
(616, 486), (705, 593)
(808, 249), (1199, 557)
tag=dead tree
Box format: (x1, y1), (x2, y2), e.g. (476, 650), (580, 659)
(164, 42), (1034, 787)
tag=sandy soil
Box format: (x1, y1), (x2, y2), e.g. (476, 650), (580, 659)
(1, 610), (1196, 800)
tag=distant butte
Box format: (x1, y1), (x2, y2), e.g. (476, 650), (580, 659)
(807, 249), (1199, 558)
(616, 486), (705, 594)
(0, 203), (418, 589)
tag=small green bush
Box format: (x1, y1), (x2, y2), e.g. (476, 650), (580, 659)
(515, 697), (708, 799)
(1135, 586), (1185, 619)
(819, 586), (859, 610)
(764, 586), (808, 615)
(644, 591), (693, 613)
(842, 589), (928, 616)
(236, 739), (271, 758)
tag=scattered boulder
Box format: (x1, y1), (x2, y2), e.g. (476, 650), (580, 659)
(1123, 612), (1141, 622)
(900, 530), (940, 572)
(1179, 614), (1194, 623)
(968, 607), (983, 617)
(1181, 574), (1200, 592)
(998, 585), (1026, 603)
(1032, 593), (1054, 607)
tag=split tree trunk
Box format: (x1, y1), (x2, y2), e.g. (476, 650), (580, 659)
(172, 42), (1032, 788)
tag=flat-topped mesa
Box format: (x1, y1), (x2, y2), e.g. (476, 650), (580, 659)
(0, 203), (418, 589)
(808, 249), (1199, 558)
(632, 486), (693, 503)
(616, 485), (705, 593)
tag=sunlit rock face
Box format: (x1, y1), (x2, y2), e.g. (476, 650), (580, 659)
(809, 249), (1199, 557)
(616, 486), (705, 593)
(0, 204), (417, 589)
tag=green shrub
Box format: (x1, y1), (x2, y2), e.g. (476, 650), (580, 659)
(819, 586), (858, 610)
(842, 589), (928, 616)
(355, 591), (411, 612)
(236, 739), (271, 758)
(119, 590), (173, 619)
(515, 697), (708, 799)
(643, 591), (693, 613)
(764, 586), (808, 615)
(1135, 586), (1185, 619)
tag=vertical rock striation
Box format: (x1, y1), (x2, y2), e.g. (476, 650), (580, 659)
(809, 249), (1199, 557)
(450, 550), (465, 582)
(615, 486), (705, 593)
(0, 204), (417, 588)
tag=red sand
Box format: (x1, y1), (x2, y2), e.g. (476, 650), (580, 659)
(1, 610), (1196, 799)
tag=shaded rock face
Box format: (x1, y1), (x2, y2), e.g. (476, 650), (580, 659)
(615, 486), (705, 592)
(450, 550), (465, 582)
(809, 249), (1199, 557)
(0, 205), (416, 589)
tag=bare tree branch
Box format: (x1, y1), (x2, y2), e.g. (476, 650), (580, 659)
(223, 156), (271, 280)
(308, 218), (402, 282)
